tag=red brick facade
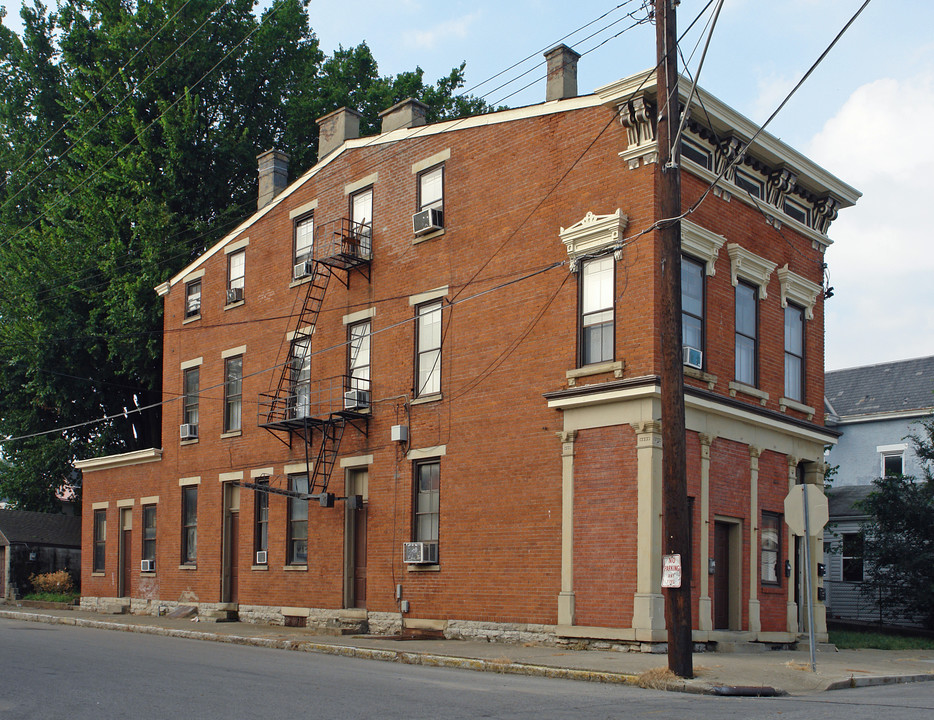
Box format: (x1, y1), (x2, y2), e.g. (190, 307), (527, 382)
(78, 70), (856, 645)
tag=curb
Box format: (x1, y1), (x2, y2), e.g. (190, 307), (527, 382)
(825, 673), (934, 691)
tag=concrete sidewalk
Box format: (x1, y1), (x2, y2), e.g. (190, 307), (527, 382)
(2, 604), (933, 696)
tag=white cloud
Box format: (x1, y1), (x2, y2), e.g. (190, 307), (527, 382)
(809, 73), (934, 369)
(750, 72), (797, 122)
(404, 12), (480, 50)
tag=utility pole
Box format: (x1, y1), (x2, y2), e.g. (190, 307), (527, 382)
(655, 0), (693, 678)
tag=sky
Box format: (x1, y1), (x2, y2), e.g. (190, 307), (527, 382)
(2, 0), (932, 371)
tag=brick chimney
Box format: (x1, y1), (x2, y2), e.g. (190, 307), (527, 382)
(544, 44), (581, 102)
(379, 98), (428, 134)
(256, 150), (289, 210)
(316, 107), (362, 162)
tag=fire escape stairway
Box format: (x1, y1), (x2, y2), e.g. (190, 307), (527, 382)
(310, 415), (346, 495)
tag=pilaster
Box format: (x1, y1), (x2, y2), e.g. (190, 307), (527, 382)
(631, 420), (665, 633)
(557, 430), (577, 626)
(698, 433), (714, 632)
(748, 446), (761, 633)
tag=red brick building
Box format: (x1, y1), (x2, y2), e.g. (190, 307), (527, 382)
(76, 50), (859, 647)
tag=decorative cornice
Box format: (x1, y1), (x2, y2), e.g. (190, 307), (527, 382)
(681, 220), (725, 276)
(560, 210), (629, 270)
(727, 244), (777, 298)
(777, 264), (822, 320)
(75, 448), (163, 473)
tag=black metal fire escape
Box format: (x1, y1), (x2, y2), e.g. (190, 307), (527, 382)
(256, 217), (371, 500)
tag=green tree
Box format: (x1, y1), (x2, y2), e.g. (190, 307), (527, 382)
(0, 0), (493, 510)
(859, 414), (934, 629)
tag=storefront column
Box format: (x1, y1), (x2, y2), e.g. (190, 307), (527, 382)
(557, 430), (577, 626)
(631, 420), (665, 638)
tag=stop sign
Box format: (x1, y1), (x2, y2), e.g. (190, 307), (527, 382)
(784, 484), (829, 536)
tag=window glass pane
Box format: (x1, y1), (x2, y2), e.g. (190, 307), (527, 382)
(225, 357), (242, 432)
(186, 281), (201, 316)
(582, 257), (614, 315)
(352, 189), (372, 227)
(736, 336), (756, 385)
(784, 305), (803, 355)
(416, 302), (442, 396)
(681, 258), (704, 317)
(735, 283), (756, 336)
(418, 302), (441, 347)
(419, 166), (443, 210)
(784, 354), (803, 401)
(229, 251), (245, 289)
(883, 453), (903, 477)
(349, 321), (371, 386)
(842, 533), (864, 582)
(761, 514), (780, 585)
(295, 216), (314, 261)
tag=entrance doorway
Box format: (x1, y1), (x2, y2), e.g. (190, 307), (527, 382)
(222, 484), (239, 604)
(713, 519), (741, 630)
(119, 507), (132, 598)
(344, 468), (368, 609)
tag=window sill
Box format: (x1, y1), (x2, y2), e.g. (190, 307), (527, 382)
(289, 274), (314, 289)
(179, 564), (197, 570)
(566, 360), (624, 387)
(180, 439), (199, 447)
(411, 393), (442, 406)
(412, 228), (445, 245)
(729, 381), (769, 405)
(779, 396), (815, 420)
(140, 572), (156, 577)
(220, 430), (242, 439)
(283, 564), (307, 572)
(224, 300), (245, 310)
(683, 366), (717, 390)
(91, 571), (105, 577)
(251, 564), (269, 571)
(406, 563), (440, 573)
(183, 314), (201, 325)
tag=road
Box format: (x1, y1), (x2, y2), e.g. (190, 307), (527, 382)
(1, 617), (933, 719)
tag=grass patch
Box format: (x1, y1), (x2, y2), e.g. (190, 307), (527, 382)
(829, 630), (934, 651)
(22, 591), (79, 604)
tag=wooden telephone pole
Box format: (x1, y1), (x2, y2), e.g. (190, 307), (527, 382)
(655, 0), (693, 678)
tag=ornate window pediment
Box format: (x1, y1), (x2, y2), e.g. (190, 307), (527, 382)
(560, 209), (629, 270)
(727, 243), (777, 299)
(777, 264), (822, 319)
(681, 221), (725, 276)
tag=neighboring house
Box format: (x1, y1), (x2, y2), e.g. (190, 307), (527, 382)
(0, 509), (82, 600)
(823, 355), (934, 624)
(75, 48), (859, 648)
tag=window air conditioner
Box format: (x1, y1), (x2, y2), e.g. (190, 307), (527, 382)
(140, 559), (155, 572)
(412, 208), (443, 236)
(683, 346), (703, 370)
(179, 423), (198, 441)
(403, 541), (438, 564)
(343, 389), (370, 411)
(226, 287), (244, 304)
(185, 299), (201, 317)
(293, 260), (314, 280)
(255, 550), (267, 565)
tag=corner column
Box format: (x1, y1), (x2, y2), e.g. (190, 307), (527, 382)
(557, 430), (578, 626)
(631, 421), (666, 638)
(786, 456), (799, 634)
(748, 446), (761, 634)
(697, 434), (713, 632)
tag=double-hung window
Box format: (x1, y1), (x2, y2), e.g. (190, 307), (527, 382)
(254, 478), (268, 563)
(290, 340), (311, 419)
(760, 512), (781, 586)
(734, 281), (758, 386)
(842, 533), (864, 582)
(784, 303), (805, 401)
(93, 509), (106, 572)
(142, 505), (156, 565)
(348, 320), (371, 395)
(579, 256), (614, 365)
(882, 451), (904, 477)
(185, 280), (201, 318)
(415, 301), (442, 397)
(288, 475), (309, 565)
(182, 367), (199, 429)
(418, 165), (444, 214)
(681, 255), (705, 357)
(294, 213), (314, 266)
(182, 486), (197, 564)
(414, 460), (440, 561)
(350, 187), (373, 257)
(228, 250), (245, 302)
(224, 356), (242, 433)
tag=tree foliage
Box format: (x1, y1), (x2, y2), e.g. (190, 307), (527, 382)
(859, 414), (934, 629)
(0, 0), (493, 510)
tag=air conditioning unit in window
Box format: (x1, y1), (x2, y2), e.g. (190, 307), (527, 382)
(179, 423), (198, 441)
(293, 260), (314, 280)
(255, 550), (267, 565)
(140, 559), (155, 572)
(413, 208), (443, 236)
(343, 389), (370, 411)
(226, 287), (243, 304)
(185, 300), (201, 317)
(683, 346), (703, 370)
(403, 541), (438, 564)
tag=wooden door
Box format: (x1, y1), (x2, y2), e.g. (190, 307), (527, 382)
(352, 504), (367, 608)
(714, 522), (731, 629)
(225, 511), (239, 603)
(121, 529), (132, 598)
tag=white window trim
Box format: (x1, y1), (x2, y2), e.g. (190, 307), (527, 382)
(777, 264), (822, 320)
(344, 173), (378, 196)
(91, 501), (110, 510)
(286, 326), (314, 341)
(222, 345), (247, 359)
(284, 462), (312, 476)
(681, 220), (725, 276)
(140, 496), (160, 505)
(340, 454), (374, 468)
(224, 237), (249, 255)
(182, 269), (205, 283)
(409, 286), (449, 306)
(178, 476), (201, 487)
(727, 243), (777, 299)
(251, 467), (273, 479)
(342, 307), (376, 325)
(219, 471), (244, 483)
(180, 357), (203, 371)
(412, 149), (451, 175)
(559, 209), (629, 270)
(407, 445), (447, 460)
(877, 443), (908, 454)
(289, 198), (318, 220)
(116, 498), (135, 508)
